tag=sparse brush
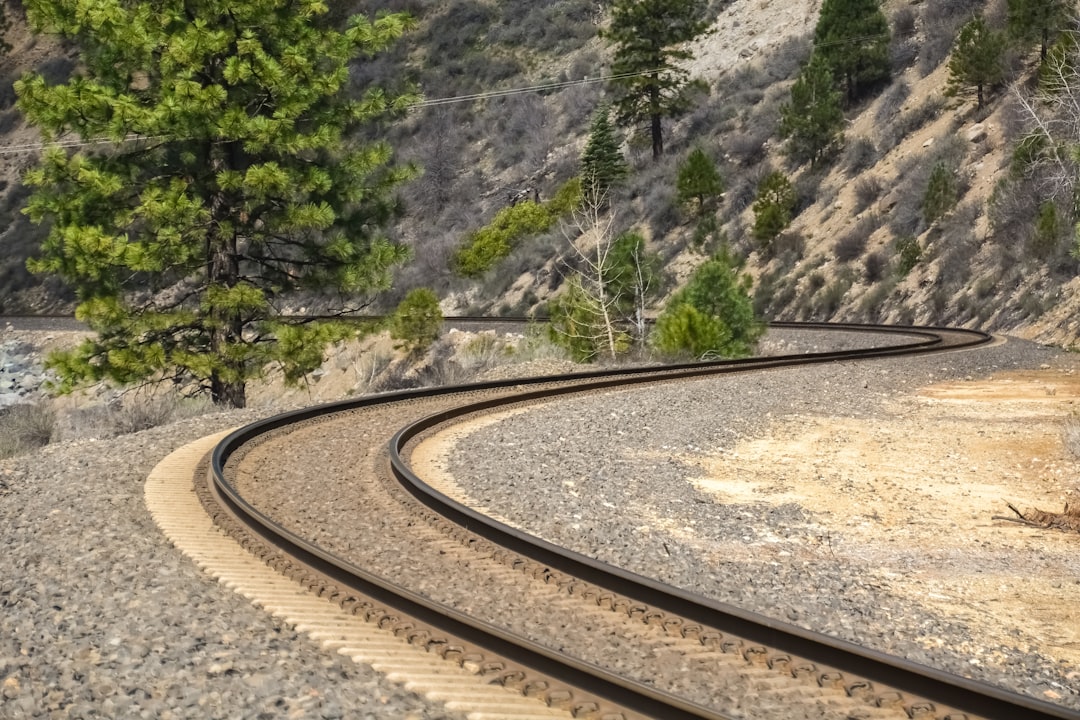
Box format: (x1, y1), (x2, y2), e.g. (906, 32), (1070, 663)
(107, 394), (209, 436)
(0, 402), (57, 458)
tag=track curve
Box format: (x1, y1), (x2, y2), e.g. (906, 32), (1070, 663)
(204, 322), (1079, 720)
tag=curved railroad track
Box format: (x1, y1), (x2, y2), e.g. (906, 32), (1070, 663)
(175, 322), (1077, 720)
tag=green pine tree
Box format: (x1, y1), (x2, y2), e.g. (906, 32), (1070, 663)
(580, 106), (628, 204)
(752, 171), (796, 247)
(389, 287), (443, 356)
(676, 146), (724, 217)
(946, 16), (1008, 110)
(17, 0), (417, 408)
(653, 251), (762, 359)
(813, 0), (890, 102)
(603, 231), (664, 345)
(779, 54), (845, 167)
(603, 0), (709, 159)
(1007, 0), (1070, 63)
(922, 161), (958, 225)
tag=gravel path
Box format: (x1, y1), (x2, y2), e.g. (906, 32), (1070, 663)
(0, 409), (464, 720)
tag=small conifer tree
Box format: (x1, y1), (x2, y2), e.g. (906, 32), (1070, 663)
(580, 106), (628, 205)
(676, 147), (724, 217)
(603, 0), (709, 158)
(780, 54), (845, 167)
(1007, 0), (1070, 63)
(813, 0), (890, 102)
(752, 171), (796, 247)
(389, 288), (443, 356)
(922, 161), (958, 225)
(653, 252), (762, 359)
(947, 16), (1007, 110)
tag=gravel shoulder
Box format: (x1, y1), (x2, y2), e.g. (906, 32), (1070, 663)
(0, 408), (462, 720)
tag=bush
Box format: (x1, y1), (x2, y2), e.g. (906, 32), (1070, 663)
(107, 395), (185, 436)
(844, 136), (878, 174)
(895, 235), (922, 276)
(752, 170), (796, 247)
(864, 251), (888, 283)
(652, 304), (732, 359)
(453, 179), (581, 277)
(0, 402), (56, 458)
(652, 253), (763, 359)
(854, 174), (883, 212)
(923, 161), (959, 225)
(389, 288), (444, 356)
(834, 227), (869, 263)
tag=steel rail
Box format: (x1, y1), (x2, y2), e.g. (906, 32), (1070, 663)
(207, 322), (1077, 720)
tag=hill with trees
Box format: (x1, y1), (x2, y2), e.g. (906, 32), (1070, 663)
(1, 0), (1080, 397)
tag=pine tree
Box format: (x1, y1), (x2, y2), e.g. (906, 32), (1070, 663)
(676, 147), (724, 217)
(17, 0), (417, 408)
(603, 0), (709, 159)
(580, 106), (628, 205)
(752, 171), (796, 246)
(603, 231), (664, 345)
(946, 16), (1007, 110)
(652, 251), (762, 359)
(813, 0), (890, 102)
(922, 161), (958, 225)
(779, 54), (845, 167)
(1007, 0), (1070, 63)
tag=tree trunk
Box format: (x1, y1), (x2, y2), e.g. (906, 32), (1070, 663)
(649, 70), (663, 159)
(977, 83), (984, 110)
(208, 236), (247, 408)
(207, 142), (247, 409)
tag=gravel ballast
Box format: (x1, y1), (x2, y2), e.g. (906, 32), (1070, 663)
(444, 335), (1080, 712)
(3, 328), (1079, 718)
(0, 410), (463, 720)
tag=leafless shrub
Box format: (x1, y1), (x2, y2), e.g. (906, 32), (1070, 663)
(890, 39), (919, 72)
(892, 5), (917, 39)
(920, 0), (985, 76)
(844, 136), (878, 174)
(107, 394), (208, 436)
(854, 175), (883, 212)
(875, 81), (911, 126)
(864, 251), (888, 283)
(834, 214), (881, 263)
(0, 402), (56, 458)
(879, 94), (947, 151)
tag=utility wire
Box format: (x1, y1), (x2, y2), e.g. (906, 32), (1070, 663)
(0, 30), (895, 155)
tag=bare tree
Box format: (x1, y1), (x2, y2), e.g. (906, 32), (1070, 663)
(549, 182), (628, 362)
(1011, 20), (1080, 209)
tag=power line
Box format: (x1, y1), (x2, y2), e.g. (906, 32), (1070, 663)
(0, 30), (897, 155)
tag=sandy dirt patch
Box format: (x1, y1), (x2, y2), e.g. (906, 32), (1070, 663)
(685, 369), (1080, 670)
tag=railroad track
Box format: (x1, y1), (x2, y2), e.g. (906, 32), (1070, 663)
(157, 322), (1078, 720)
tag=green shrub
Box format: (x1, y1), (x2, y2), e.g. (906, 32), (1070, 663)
(895, 235), (922, 276)
(922, 161), (958, 225)
(652, 253), (762, 359)
(389, 288), (443, 355)
(652, 304), (731, 359)
(453, 178), (582, 278)
(752, 170), (796, 247)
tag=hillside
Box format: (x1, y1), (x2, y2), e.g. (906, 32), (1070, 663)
(0, 0), (1078, 347)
